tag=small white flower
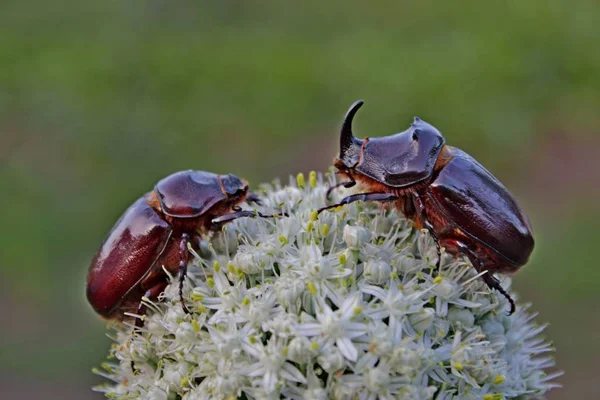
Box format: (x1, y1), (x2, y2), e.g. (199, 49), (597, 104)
(243, 337), (307, 393)
(296, 293), (367, 362)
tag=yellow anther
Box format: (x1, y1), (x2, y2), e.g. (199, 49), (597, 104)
(309, 171), (317, 188)
(296, 173), (305, 189)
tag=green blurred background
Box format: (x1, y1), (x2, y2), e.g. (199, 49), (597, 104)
(1, 1), (599, 398)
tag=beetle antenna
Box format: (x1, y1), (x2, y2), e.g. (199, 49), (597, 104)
(340, 99), (364, 154)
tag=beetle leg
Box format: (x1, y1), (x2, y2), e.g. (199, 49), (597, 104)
(425, 222), (442, 269)
(326, 175), (357, 200)
(131, 281), (169, 372)
(481, 272), (516, 315)
(134, 281), (170, 329)
(318, 192), (399, 214)
(211, 210), (288, 228)
(412, 193), (442, 269)
(178, 233), (191, 315)
(456, 242), (516, 315)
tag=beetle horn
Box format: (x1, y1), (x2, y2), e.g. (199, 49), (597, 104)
(340, 99), (364, 154)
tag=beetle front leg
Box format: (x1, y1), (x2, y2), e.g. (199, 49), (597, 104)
(326, 174), (357, 200)
(211, 209), (288, 227)
(318, 192), (399, 214)
(178, 233), (191, 315)
(412, 193), (442, 269)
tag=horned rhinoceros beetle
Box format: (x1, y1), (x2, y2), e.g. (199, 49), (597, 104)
(87, 170), (279, 323)
(320, 100), (534, 314)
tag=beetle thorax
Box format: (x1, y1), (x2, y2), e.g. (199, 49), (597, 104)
(146, 191), (246, 234)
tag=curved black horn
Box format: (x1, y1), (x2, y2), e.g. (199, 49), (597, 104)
(340, 99), (364, 154)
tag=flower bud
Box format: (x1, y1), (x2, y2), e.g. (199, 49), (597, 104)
(162, 362), (188, 388)
(146, 386), (168, 400)
(447, 308), (475, 328)
(364, 259), (391, 285)
(287, 336), (312, 364)
(275, 274), (304, 308)
(408, 308), (435, 332)
(343, 225), (371, 250)
(175, 322), (196, 344)
(317, 349), (345, 373)
(391, 347), (421, 375)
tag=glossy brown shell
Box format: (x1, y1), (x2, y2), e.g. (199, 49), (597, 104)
(356, 118), (446, 188)
(86, 196), (172, 317)
(427, 148), (534, 266)
(154, 170), (227, 218)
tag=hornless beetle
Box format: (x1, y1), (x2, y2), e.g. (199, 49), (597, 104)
(319, 100), (534, 314)
(87, 170), (281, 324)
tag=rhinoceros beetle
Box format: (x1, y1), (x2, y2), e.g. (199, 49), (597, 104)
(319, 100), (534, 314)
(87, 170), (282, 324)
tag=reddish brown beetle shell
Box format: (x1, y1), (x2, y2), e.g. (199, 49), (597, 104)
(86, 196), (172, 317)
(426, 148), (534, 267)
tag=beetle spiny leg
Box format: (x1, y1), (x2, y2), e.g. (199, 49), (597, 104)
(325, 178), (356, 200)
(326, 182), (345, 200)
(411, 193), (442, 269)
(318, 192), (399, 214)
(211, 210), (288, 227)
(423, 221), (442, 269)
(482, 272), (516, 315)
(455, 241), (515, 315)
(178, 234), (191, 315)
(131, 281), (169, 372)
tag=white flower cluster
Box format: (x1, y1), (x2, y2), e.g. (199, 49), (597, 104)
(94, 172), (561, 400)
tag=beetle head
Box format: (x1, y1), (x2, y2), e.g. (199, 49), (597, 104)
(335, 100), (446, 188)
(220, 174), (249, 201)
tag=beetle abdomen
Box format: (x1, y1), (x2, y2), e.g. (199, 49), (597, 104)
(87, 196), (172, 317)
(427, 148), (534, 266)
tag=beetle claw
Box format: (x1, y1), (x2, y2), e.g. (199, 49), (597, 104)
(481, 271), (516, 315)
(325, 179), (356, 201)
(181, 302), (191, 315)
(246, 193), (262, 205)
